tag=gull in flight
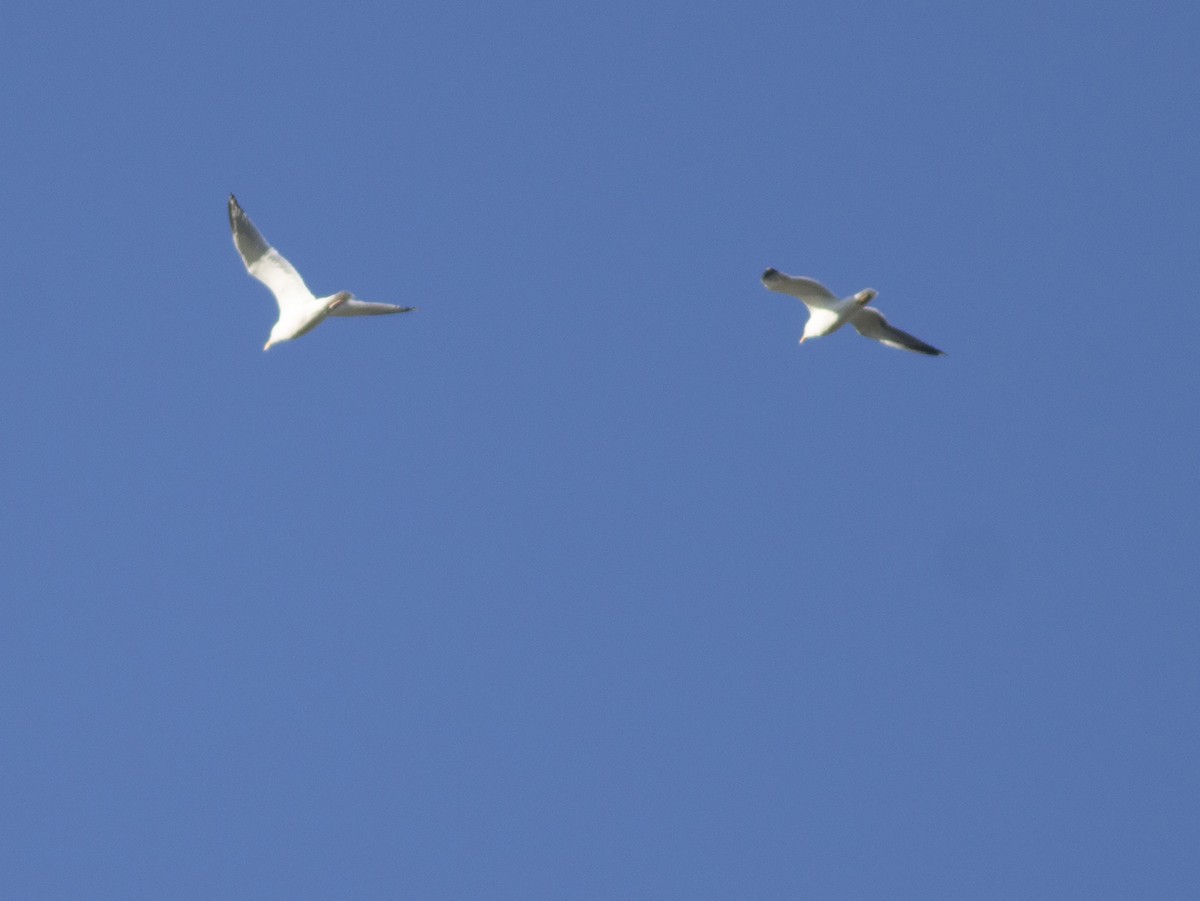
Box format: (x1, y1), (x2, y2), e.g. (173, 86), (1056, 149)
(228, 194), (416, 350)
(761, 268), (944, 356)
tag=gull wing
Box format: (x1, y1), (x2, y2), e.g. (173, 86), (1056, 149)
(761, 271), (840, 308)
(328, 300), (418, 317)
(850, 306), (944, 356)
(228, 195), (315, 313)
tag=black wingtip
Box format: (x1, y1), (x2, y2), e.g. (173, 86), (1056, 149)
(228, 194), (243, 231)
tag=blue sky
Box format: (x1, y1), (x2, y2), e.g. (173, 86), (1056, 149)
(2, 1), (1198, 897)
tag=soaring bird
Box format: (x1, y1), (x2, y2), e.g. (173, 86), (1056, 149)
(760, 268), (943, 356)
(228, 194), (416, 350)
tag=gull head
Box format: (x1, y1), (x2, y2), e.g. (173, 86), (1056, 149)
(761, 267), (781, 286)
(264, 325), (286, 351)
(800, 319), (823, 345)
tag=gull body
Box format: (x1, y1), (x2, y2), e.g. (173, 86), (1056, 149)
(760, 268), (943, 356)
(228, 194), (416, 350)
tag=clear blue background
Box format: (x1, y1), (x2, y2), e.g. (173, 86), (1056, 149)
(2, 1), (1198, 897)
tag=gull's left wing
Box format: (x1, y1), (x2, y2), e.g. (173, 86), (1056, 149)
(328, 300), (418, 317)
(850, 306), (944, 356)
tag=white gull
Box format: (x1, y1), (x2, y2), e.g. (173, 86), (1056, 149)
(229, 194), (416, 350)
(760, 268), (943, 356)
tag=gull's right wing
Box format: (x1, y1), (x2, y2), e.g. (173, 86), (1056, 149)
(229, 195), (315, 313)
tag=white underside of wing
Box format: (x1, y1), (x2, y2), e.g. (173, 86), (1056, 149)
(229, 196), (316, 316)
(765, 274), (840, 308)
(248, 250), (316, 314)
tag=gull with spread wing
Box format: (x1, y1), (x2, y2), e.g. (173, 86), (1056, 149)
(228, 194), (416, 350)
(760, 268), (943, 356)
